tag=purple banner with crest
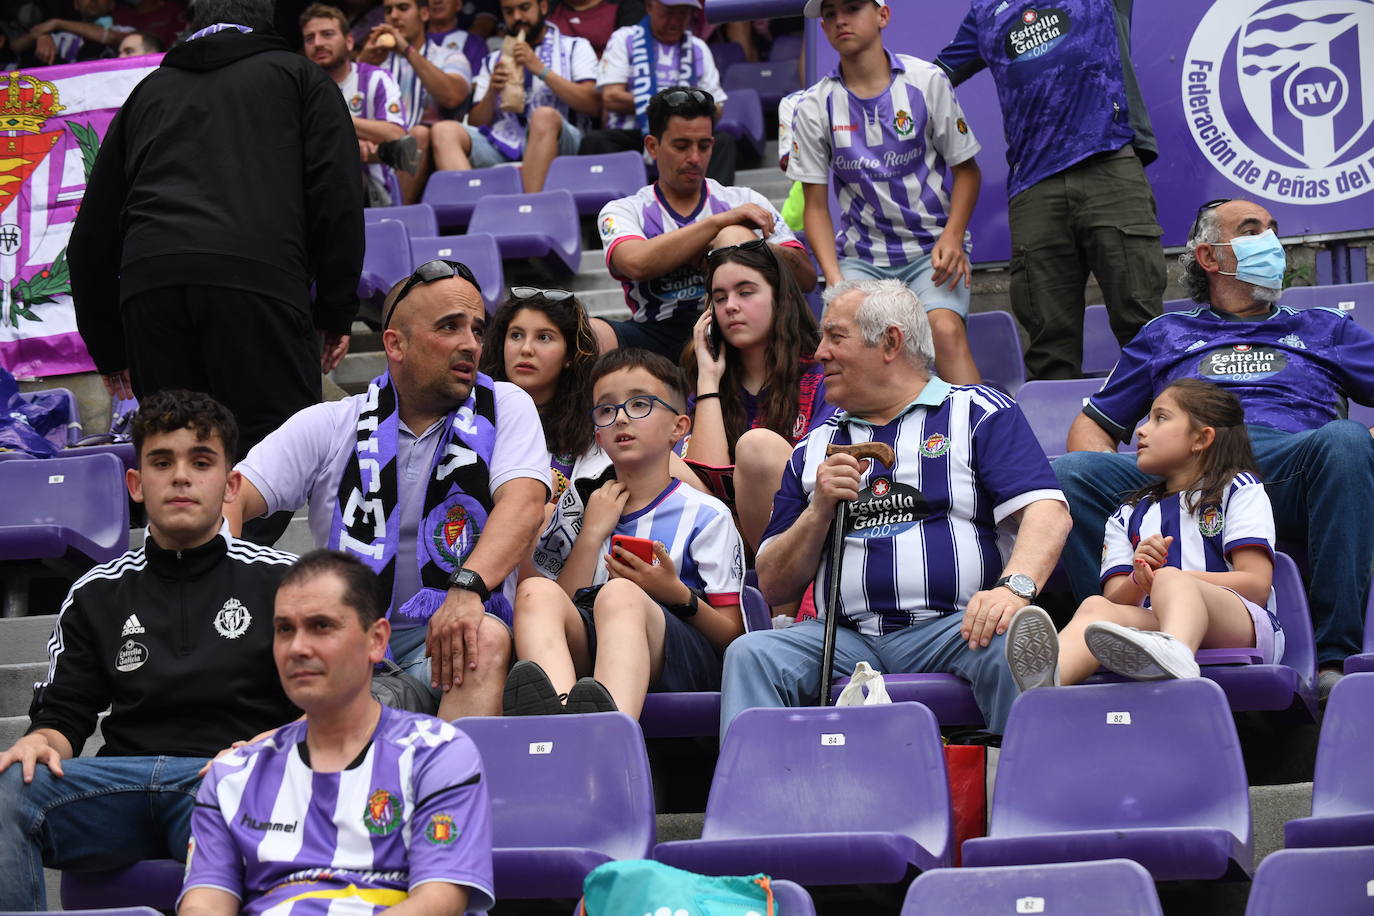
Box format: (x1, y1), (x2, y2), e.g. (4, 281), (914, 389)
(0, 55), (161, 380)
(808, 0), (1374, 262)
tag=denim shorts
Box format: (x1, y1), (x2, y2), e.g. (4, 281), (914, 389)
(464, 113), (584, 167)
(840, 253), (971, 318)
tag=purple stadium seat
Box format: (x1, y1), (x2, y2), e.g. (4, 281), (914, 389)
(1280, 280), (1374, 328)
(17, 387), (81, 448)
(546, 152), (648, 215)
(828, 672), (985, 727)
(1081, 305), (1121, 377)
(569, 879), (813, 916)
(468, 190), (582, 276)
(0, 452), (128, 567)
(361, 218), (411, 301)
(1283, 672), (1374, 848)
(1347, 399), (1374, 428)
(1244, 846), (1374, 915)
(962, 678), (1253, 880)
(654, 703), (953, 885)
(12, 909), (161, 916)
(1343, 586), (1374, 674)
(408, 233), (504, 313)
(65, 441), (138, 472)
(968, 310), (1026, 396)
(710, 41), (746, 77)
(716, 87), (765, 160)
(363, 202), (438, 238)
(638, 585), (770, 739)
(421, 166), (522, 230)
(456, 711), (654, 900)
(768, 34), (803, 62)
(901, 859), (1164, 916)
(1016, 378), (1109, 459)
(722, 61), (801, 110)
(1162, 297), (1197, 312)
(61, 860), (185, 910)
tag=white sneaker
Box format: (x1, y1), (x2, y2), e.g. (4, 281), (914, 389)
(1005, 605), (1060, 692)
(1084, 621), (1201, 681)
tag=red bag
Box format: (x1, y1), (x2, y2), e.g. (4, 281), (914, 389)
(944, 744), (987, 866)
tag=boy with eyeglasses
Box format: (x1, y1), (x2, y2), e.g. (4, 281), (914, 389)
(792, 0), (984, 385)
(505, 348), (745, 718)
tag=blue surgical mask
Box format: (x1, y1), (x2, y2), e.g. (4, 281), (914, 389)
(1214, 229), (1286, 290)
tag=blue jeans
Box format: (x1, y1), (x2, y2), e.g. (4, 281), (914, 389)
(719, 615), (1020, 740)
(0, 755), (207, 910)
(1052, 420), (1374, 666)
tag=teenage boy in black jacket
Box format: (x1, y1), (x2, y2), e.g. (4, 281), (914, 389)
(69, 0), (364, 463)
(0, 390), (299, 911)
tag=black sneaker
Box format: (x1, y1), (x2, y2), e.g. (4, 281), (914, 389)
(502, 660), (563, 716)
(564, 677), (618, 714)
(377, 134), (420, 174)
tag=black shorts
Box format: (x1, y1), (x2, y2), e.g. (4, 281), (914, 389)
(572, 584), (722, 692)
(604, 309), (700, 361)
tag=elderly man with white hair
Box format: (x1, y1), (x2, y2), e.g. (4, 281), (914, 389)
(719, 279), (1072, 736)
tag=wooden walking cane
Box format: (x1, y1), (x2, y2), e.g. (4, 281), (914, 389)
(818, 441), (896, 706)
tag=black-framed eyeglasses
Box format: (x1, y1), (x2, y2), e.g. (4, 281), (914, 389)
(510, 286), (576, 303)
(383, 259), (481, 329)
(660, 87), (714, 110)
(1189, 198), (1232, 239)
(706, 237), (776, 264)
(590, 395), (677, 428)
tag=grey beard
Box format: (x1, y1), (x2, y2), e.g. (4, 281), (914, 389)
(1251, 284), (1282, 305)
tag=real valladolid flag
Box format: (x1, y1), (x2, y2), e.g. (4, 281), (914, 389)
(0, 56), (161, 379)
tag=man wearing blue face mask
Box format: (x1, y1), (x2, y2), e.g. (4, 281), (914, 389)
(1054, 199), (1374, 697)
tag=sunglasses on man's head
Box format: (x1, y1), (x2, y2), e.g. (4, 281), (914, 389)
(1189, 198), (1232, 239)
(383, 259), (481, 329)
(660, 87), (714, 110)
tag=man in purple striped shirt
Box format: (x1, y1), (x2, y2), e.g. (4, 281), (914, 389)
(179, 551), (494, 916)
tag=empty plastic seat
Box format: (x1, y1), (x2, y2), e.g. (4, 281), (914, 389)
(1343, 586), (1373, 674)
(901, 859), (1164, 916)
(457, 711), (654, 899)
(421, 166), (522, 230)
(962, 679), (1253, 879)
(1244, 846), (1374, 915)
(61, 861), (185, 910)
(717, 87), (766, 160)
(1016, 377), (1108, 459)
(827, 672), (985, 727)
(408, 233), (504, 313)
(1081, 304), (1121, 377)
(361, 218), (411, 301)
(710, 40), (746, 77)
(64, 442), (138, 471)
(1279, 280), (1374, 327)
(968, 310), (1026, 396)
(468, 190), (582, 276)
(1283, 672), (1374, 848)
(654, 703), (953, 885)
(0, 452), (128, 568)
(722, 61), (801, 110)
(771, 879), (816, 915)
(768, 34), (803, 62)
(1162, 297), (1197, 312)
(363, 202), (438, 238)
(545, 152), (648, 215)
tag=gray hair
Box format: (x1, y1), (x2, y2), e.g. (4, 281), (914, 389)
(187, 0), (275, 33)
(1177, 201), (1282, 306)
(823, 278), (935, 371)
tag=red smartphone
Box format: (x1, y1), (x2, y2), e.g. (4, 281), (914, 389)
(611, 534), (656, 564)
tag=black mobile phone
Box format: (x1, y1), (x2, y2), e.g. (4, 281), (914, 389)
(707, 315), (722, 360)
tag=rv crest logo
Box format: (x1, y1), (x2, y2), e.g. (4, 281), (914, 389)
(364, 789), (401, 835)
(893, 109), (915, 138)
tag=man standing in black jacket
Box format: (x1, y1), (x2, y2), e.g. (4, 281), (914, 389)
(0, 390), (299, 911)
(69, 0), (364, 462)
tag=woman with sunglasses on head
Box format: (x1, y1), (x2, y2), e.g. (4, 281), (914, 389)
(683, 239), (836, 552)
(480, 287), (705, 580)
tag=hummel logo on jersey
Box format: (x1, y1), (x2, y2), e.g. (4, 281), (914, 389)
(1185, 339), (1208, 352)
(121, 614), (145, 637)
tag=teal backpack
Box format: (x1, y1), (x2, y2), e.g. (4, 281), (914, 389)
(577, 860), (776, 916)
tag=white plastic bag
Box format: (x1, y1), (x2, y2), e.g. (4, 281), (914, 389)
(834, 661), (892, 706)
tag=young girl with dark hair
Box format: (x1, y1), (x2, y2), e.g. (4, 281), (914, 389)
(684, 239), (835, 550)
(1006, 378), (1284, 687)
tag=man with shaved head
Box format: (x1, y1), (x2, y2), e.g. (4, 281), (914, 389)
(228, 263), (551, 719)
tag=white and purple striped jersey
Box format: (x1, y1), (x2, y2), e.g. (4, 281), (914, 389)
(591, 479), (744, 608)
(760, 379), (1065, 635)
(381, 40), (471, 129)
(340, 62), (406, 206)
(181, 706), (495, 916)
(598, 179), (802, 323)
(1102, 472), (1276, 599)
(788, 52), (980, 267)
(596, 26), (726, 130)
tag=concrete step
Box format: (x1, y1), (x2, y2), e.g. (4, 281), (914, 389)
(329, 352), (387, 396)
(276, 515), (316, 559)
(0, 662), (46, 717)
(0, 712), (107, 756)
(0, 615), (58, 667)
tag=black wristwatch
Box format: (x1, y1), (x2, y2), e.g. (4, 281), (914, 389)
(994, 573), (1037, 601)
(448, 567), (491, 603)
(665, 590), (699, 619)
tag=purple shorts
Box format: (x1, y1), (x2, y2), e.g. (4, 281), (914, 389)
(1220, 586), (1286, 665)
